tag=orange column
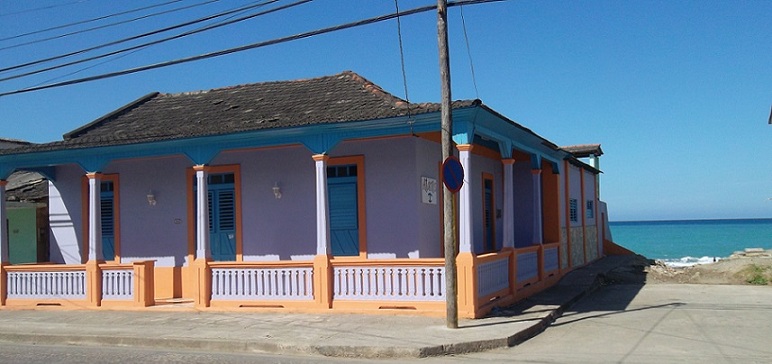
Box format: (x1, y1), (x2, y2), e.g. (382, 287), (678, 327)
(0, 180), (7, 306)
(133, 260), (155, 307)
(563, 160), (572, 270)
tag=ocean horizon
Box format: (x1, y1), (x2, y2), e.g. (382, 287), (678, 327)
(608, 218), (772, 266)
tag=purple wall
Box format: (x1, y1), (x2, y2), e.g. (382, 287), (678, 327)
(568, 164), (583, 227)
(49, 164), (85, 264)
(105, 156), (191, 267)
(513, 161), (535, 248)
(47, 135), (528, 264)
(213, 146), (316, 261)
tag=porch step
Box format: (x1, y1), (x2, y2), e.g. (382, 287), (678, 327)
(152, 297), (194, 308)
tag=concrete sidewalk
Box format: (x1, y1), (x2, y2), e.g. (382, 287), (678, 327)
(0, 256), (638, 359)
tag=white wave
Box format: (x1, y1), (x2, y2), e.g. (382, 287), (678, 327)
(661, 256), (722, 268)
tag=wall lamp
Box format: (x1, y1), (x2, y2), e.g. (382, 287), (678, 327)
(147, 191), (156, 206)
(272, 182), (282, 199)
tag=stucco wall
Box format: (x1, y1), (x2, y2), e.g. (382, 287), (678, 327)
(333, 138), (422, 258)
(513, 161), (535, 248)
(49, 164), (85, 264)
(414, 137), (442, 258)
(213, 146), (316, 261)
(583, 169), (597, 226)
(104, 156), (191, 267)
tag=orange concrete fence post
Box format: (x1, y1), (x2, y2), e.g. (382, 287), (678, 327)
(313, 254), (333, 309)
(86, 260), (102, 307)
(0, 263), (7, 306)
(193, 258), (211, 308)
(455, 252), (478, 318)
(133, 260), (155, 307)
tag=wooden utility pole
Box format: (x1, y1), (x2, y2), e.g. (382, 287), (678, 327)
(437, 0), (458, 329)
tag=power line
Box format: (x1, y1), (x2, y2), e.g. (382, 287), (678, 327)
(0, 0), (286, 75)
(0, 0), (504, 98)
(0, 0), (91, 18)
(0, 0), (218, 51)
(0, 0), (302, 83)
(0, 0), (186, 43)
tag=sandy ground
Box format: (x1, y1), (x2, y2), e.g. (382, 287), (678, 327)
(605, 249), (772, 285)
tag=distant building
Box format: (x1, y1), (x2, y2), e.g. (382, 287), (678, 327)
(0, 72), (616, 316)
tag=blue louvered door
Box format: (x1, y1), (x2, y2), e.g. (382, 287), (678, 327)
(327, 165), (359, 256)
(195, 173), (236, 261)
(100, 181), (115, 261)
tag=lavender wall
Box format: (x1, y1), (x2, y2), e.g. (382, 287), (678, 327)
(333, 138), (422, 259)
(415, 138), (442, 258)
(513, 161), (535, 248)
(583, 169), (597, 225)
(466, 151), (504, 254)
(568, 164), (583, 227)
(104, 156), (191, 267)
(212, 146), (316, 261)
(48, 164), (85, 264)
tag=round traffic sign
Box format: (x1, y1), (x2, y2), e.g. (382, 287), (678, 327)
(442, 156), (464, 193)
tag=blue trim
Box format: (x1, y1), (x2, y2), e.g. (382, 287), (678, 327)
(0, 105), (583, 175)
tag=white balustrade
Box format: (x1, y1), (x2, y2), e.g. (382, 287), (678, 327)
(211, 267), (313, 300)
(516, 251), (539, 283)
(333, 266), (445, 301)
(6, 271), (87, 299)
(477, 256), (510, 297)
(102, 269), (134, 300)
(543, 246), (560, 274)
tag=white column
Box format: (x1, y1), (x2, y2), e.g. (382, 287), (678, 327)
(532, 169), (543, 245)
(194, 166), (210, 260)
(590, 154), (600, 199)
(86, 172), (103, 261)
(501, 159), (515, 249)
(313, 154), (331, 255)
(457, 145), (474, 253)
(0, 180), (8, 264)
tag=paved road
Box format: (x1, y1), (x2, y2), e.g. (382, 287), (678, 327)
(2, 284), (769, 364)
(434, 284), (772, 363)
(0, 343), (378, 364)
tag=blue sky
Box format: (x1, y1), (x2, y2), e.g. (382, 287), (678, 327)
(0, 0), (770, 221)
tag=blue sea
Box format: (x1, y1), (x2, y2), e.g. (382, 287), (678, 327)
(609, 219), (772, 266)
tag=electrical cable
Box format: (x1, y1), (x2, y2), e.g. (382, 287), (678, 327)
(0, 0), (91, 18)
(34, 1), (268, 86)
(459, 4), (479, 100)
(0, 0), (186, 43)
(0, 0), (219, 52)
(393, 0), (414, 132)
(0, 0), (299, 83)
(0, 0), (287, 75)
(0, 0), (505, 98)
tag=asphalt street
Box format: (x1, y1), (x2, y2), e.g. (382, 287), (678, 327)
(1, 284), (769, 364)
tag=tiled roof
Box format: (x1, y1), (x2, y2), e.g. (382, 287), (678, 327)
(562, 144), (603, 158)
(2, 71), (475, 155)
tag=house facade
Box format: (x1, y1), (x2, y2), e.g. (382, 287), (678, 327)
(0, 72), (611, 318)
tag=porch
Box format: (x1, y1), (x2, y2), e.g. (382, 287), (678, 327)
(0, 244), (561, 318)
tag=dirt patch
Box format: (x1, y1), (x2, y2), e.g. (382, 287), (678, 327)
(644, 249), (772, 285)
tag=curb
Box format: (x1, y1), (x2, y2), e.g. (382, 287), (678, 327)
(0, 271), (609, 359)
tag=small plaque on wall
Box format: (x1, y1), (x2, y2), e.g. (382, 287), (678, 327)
(421, 177), (438, 205)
